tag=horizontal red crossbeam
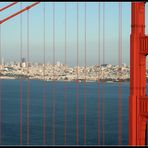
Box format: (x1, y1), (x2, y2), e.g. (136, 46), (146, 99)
(0, 2), (18, 12)
(0, 2), (40, 24)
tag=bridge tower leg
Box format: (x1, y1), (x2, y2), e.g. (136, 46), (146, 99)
(129, 2), (148, 145)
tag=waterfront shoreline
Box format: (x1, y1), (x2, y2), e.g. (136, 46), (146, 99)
(0, 63), (131, 83)
(0, 76), (130, 83)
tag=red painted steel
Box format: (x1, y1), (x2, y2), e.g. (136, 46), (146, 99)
(0, 2), (40, 24)
(0, 2), (17, 12)
(129, 2), (148, 145)
(2, 1), (147, 145)
(0, 1), (41, 144)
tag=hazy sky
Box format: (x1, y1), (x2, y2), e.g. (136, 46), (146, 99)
(0, 2), (145, 67)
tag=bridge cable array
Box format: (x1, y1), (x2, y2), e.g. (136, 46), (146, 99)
(0, 2), (124, 145)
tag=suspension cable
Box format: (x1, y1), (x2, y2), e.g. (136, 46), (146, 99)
(52, 2), (56, 145)
(43, 2), (46, 145)
(98, 2), (100, 145)
(0, 2), (18, 12)
(64, 2), (67, 145)
(76, 2), (79, 145)
(84, 2), (87, 145)
(27, 9), (30, 145)
(20, 2), (23, 145)
(0, 22), (2, 145)
(102, 2), (105, 145)
(118, 2), (122, 145)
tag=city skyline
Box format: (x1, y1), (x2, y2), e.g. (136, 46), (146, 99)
(1, 2), (148, 67)
(0, 2), (147, 146)
(1, 2), (131, 67)
(0, 56), (129, 67)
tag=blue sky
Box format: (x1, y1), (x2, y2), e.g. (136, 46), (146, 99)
(0, 2), (135, 66)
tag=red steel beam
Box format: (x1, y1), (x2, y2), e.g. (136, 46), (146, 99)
(0, 2), (18, 12)
(129, 2), (147, 145)
(0, 2), (40, 24)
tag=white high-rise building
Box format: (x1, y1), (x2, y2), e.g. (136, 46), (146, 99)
(122, 63), (126, 67)
(56, 61), (61, 67)
(21, 62), (26, 68)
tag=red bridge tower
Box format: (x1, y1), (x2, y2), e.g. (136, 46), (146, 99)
(129, 2), (148, 145)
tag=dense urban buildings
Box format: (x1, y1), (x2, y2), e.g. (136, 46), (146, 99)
(0, 59), (130, 82)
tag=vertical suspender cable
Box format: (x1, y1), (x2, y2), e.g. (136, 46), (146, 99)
(84, 2), (87, 145)
(20, 2), (23, 145)
(52, 2), (55, 145)
(98, 2), (100, 145)
(0, 22), (2, 145)
(64, 2), (67, 145)
(118, 2), (122, 145)
(102, 2), (105, 145)
(43, 2), (46, 145)
(76, 2), (79, 145)
(27, 9), (30, 145)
